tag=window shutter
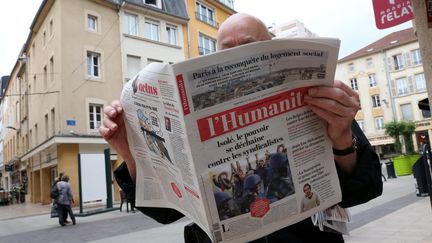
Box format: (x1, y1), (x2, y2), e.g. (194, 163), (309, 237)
(404, 52), (411, 67)
(390, 79), (397, 97)
(387, 57), (394, 72)
(407, 75), (414, 93)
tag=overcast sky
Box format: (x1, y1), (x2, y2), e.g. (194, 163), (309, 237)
(0, 0), (412, 77)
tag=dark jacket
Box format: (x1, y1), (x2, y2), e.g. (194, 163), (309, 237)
(114, 121), (382, 243)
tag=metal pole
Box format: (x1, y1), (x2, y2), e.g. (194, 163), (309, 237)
(104, 149), (113, 209)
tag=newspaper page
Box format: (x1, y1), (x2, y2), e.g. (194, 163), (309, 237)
(172, 38), (342, 242)
(120, 38), (342, 243)
(121, 63), (209, 230)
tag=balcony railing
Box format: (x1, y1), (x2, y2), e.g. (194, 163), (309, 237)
(195, 12), (219, 28)
(198, 46), (215, 55)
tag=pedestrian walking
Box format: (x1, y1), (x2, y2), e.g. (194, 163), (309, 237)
(56, 175), (76, 226)
(52, 172), (70, 224)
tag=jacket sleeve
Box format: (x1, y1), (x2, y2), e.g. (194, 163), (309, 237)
(113, 162), (184, 224)
(337, 121), (383, 208)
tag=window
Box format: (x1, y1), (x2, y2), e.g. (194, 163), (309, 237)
(124, 13), (138, 35)
(196, 2), (217, 27)
(51, 108), (55, 135)
(371, 95), (381, 108)
(422, 109), (431, 119)
(357, 120), (365, 131)
(49, 19), (54, 36)
(348, 63), (354, 72)
(145, 20), (159, 41)
(166, 26), (177, 45)
(199, 34), (216, 55)
(400, 103), (413, 121)
(43, 66), (47, 89)
(29, 129), (32, 148)
(375, 117), (384, 130)
(127, 55), (141, 81)
(396, 77), (408, 95)
(145, 0), (157, 5)
(50, 56), (54, 83)
(218, 0), (234, 8)
(45, 114), (49, 139)
(412, 49), (422, 65)
(369, 74), (377, 87)
(89, 104), (103, 130)
(366, 58), (373, 68)
(43, 30), (47, 46)
(415, 73), (426, 92)
(35, 124), (38, 144)
(32, 43), (35, 60)
(87, 14), (98, 31)
(350, 78), (358, 90)
(87, 52), (100, 78)
(393, 54), (404, 70)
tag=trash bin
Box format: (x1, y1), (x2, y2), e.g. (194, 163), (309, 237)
(412, 156), (429, 197)
(385, 160), (397, 179)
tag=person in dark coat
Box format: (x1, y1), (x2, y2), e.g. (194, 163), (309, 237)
(100, 13), (382, 243)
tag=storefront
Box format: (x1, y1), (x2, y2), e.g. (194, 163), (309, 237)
(369, 135), (396, 159)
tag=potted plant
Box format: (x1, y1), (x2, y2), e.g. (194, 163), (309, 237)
(384, 121), (418, 176)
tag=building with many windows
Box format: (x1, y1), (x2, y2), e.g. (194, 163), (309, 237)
(336, 28), (429, 157)
(2, 0), (236, 205)
(269, 19), (318, 38)
(0, 76), (9, 191)
(2, 0), (125, 204)
(184, 0), (235, 57)
(119, 0), (189, 83)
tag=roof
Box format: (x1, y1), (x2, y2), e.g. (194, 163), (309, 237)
(339, 28), (417, 63)
(125, 0), (189, 20)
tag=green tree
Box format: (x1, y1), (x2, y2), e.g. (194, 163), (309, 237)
(385, 121), (402, 153)
(385, 121), (416, 154)
(401, 121), (416, 154)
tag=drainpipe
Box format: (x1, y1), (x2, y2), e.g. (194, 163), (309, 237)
(382, 49), (397, 121)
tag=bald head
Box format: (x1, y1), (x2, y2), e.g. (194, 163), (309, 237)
(217, 13), (272, 50)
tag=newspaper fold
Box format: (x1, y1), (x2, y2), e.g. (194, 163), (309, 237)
(121, 38), (342, 243)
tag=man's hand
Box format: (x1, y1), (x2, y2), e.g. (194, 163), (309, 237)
(304, 80), (360, 173)
(99, 100), (136, 182)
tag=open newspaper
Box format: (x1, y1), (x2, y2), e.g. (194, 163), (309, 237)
(120, 38), (342, 243)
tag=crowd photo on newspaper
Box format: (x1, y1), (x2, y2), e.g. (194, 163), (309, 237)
(99, 13), (383, 243)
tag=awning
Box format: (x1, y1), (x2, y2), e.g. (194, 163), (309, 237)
(418, 98), (430, 111)
(370, 138), (395, 146)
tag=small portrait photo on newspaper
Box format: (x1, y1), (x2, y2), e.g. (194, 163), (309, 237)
(300, 183), (321, 212)
(210, 144), (295, 221)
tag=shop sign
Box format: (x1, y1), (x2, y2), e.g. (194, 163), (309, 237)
(372, 0), (413, 29)
(66, 120), (76, 126)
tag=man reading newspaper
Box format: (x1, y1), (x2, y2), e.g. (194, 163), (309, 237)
(100, 13), (382, 243)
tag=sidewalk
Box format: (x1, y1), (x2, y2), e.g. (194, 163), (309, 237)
(345, 198), (432, 242)
(1, 176), (431, 242)
(0, 202), (51, 220)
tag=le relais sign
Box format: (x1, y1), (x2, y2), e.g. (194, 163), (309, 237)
(372, 0), (413, 29)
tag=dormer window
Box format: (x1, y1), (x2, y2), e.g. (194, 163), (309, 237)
(144, 0), (160, 8)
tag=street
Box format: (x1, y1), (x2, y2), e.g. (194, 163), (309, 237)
(0, 175), (431, 243)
